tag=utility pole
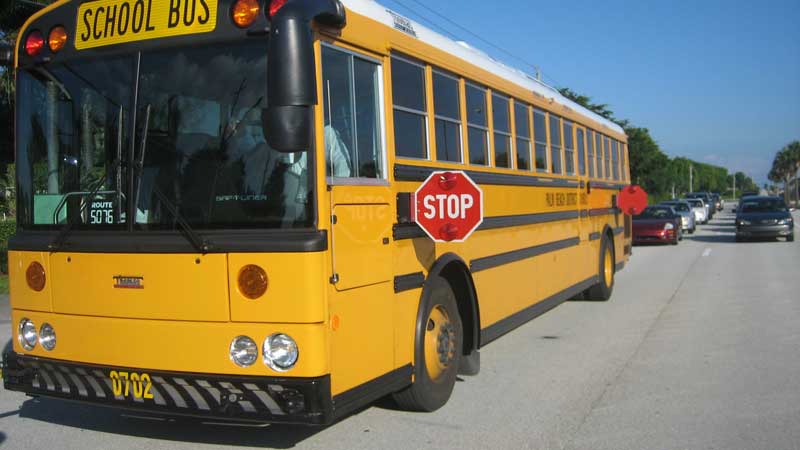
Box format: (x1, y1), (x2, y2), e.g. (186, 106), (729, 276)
(671, 183), (675, 199)
(689, 164), (693, 192)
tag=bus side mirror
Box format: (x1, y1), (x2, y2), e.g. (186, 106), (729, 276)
(0, 44), (12, 67)
(263, 0), (346, 153)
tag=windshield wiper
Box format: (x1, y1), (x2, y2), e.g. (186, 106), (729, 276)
(132, 105), (213, 254)
(50, 106), (126, 253)
(49, 158), (122, 252)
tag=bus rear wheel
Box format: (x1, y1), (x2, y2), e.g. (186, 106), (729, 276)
(393, 276), (463, 412)
(586, 236), (615, 301)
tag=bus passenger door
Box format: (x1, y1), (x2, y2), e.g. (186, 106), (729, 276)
(322, 44), (394, 395)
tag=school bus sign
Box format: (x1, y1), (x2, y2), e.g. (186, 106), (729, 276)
(414, 171), (484, 243)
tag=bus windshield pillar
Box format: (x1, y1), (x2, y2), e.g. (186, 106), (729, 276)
(264, 0), (346, 152)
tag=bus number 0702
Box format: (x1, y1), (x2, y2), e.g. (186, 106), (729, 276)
(109, 370), (154, 399)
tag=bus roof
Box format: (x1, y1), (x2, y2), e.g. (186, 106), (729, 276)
(342, 0), (625, 135)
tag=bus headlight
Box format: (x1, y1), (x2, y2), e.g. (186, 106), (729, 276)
(263, 333), (298, 372)
(18, 318), (37, 351)
(229, 336), (258, 367)
(39, 323), (56, 351)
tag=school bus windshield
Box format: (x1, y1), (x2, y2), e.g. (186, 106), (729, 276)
(15, 40), (314, 231)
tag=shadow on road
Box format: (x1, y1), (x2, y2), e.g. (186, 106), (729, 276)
(15, 397), (330, 448)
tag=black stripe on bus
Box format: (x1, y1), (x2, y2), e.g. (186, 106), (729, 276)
(589, 232), (602, 241)
(332, 364), (412, 420)
(394, 164), (580, 188)
(588, 207), (620, 217)
(470, 237), (580, 273)
(613, 227), (624, 235)
(393, 211), (581, 241)
(480, 276), (598, 345)
(394, 272), (425, 293)
(589, 181), (627, 190)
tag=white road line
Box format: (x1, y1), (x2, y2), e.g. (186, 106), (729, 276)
(702, 248), (712, 257)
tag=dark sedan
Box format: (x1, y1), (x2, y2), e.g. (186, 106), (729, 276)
(735, 197), (794, 242)
(633, 206), (682, 245)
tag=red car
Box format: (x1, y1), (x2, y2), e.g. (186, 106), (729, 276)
(633, 206), (682, 245)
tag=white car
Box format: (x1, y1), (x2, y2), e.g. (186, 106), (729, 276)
(684, 198), (708, 224)
(660, 200), (697, 233)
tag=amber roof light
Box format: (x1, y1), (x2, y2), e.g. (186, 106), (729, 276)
(48, 26), (68, 52)
(232, 0), (260, 28)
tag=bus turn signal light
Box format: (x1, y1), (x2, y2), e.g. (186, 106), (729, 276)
(232, 0), (260, 28)
(48, 26), (68, 52)
(26, 261), (46, 292)
(269, 0), (288, 18)
(25, 30), (45, 56)
(238, 265), (268, 299)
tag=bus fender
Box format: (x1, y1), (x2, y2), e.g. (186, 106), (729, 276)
(424, 253), (481, 375)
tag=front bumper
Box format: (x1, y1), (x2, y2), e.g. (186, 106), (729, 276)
(633, 231), (676, 243)
(736, 224), (792, 238)
(2, 352), (333, 425)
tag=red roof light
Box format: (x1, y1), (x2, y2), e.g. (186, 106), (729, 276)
(269, 0), (288, 18)
(25, 30), (45, 57)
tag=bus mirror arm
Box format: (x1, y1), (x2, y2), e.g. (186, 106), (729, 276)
(263, 0), (346, 152)
(0, 44), (12, 67)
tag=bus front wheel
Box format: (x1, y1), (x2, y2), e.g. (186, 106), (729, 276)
(393, 276), (463, 412)
(586, 236), (615, 301)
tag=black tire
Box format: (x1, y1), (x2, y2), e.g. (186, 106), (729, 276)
(689, 227), (695, 234)
(585, 236), (615, 301)
(788, 234), (794, 242)
(393, 276), (463, 412)
(736, 235), (745, 243)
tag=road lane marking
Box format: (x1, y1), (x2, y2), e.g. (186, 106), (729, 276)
(702, 248), (712, 257)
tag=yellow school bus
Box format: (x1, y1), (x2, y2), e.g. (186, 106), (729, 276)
(2, 0), (632, 424)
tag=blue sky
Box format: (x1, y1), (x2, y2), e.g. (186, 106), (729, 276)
(380, 0), (800, 186)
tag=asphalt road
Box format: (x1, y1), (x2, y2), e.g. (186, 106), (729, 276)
(1, 205), (798, 450)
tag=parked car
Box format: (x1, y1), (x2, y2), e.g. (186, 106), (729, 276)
(686, 192), (715, 220)
(633, 206), (682, 245)
(735, 196), (794, 242)
(684, 198), (708, 224)
(659, 200), (696, 234)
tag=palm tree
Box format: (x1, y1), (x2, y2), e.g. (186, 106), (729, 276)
(769, 143), (800, 205)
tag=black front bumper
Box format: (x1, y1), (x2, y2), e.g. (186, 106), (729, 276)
(2, 352), (333, 425)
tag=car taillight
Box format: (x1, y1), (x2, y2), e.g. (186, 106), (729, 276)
(269, 0), (288, 18)
(25, 30), (45, 56)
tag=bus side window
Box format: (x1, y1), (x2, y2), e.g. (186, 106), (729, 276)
(322, 46), (385, 179)
(533, 109), (548, 172)
(549, 114), (563, 175)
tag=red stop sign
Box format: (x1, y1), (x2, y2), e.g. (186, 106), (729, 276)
(617, 185), (649, 215)
(414, 171), (484, 242)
